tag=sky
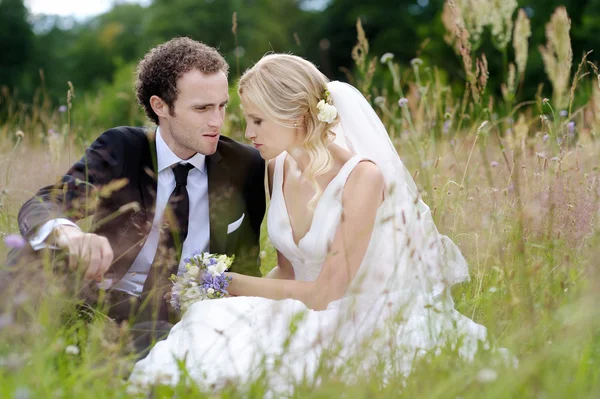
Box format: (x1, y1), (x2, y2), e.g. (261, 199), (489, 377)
(26, 0), (150, 19)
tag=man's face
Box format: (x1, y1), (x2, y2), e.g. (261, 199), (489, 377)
(167, 69), (229, 157)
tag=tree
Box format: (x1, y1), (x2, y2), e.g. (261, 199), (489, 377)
(0, 0), (35, 93)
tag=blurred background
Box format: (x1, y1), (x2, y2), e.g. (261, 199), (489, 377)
(2, 0), (600, 132)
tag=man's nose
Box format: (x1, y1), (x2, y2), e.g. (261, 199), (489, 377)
(208, 109), (224, 128)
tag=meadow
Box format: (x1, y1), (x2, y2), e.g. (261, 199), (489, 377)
(0, 4), (599, 398)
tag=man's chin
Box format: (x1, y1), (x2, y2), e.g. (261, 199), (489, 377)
(196, 141), (219, 156)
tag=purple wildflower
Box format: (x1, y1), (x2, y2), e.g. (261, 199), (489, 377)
(58, 105), (67, 113)
(443, 120), (451, 135)
(398, 98), (408, 107)
(543, 134), (550, 143)
(559, 110), (568, 118)
(490, 161), (499, 168)
(3, 235), (26, 249)
(567, 121), (575, 134)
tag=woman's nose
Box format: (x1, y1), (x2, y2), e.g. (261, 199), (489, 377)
(245, 127), (256, 140)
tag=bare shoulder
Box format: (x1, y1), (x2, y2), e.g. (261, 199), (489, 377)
(343, 160), (385, 208)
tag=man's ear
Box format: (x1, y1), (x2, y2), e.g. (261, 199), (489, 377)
(150, 95), (170, 119)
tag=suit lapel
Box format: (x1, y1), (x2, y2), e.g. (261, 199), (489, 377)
(207, 149), (230, 255)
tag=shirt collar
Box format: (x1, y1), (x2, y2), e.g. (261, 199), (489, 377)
(156, 127), (206, 174)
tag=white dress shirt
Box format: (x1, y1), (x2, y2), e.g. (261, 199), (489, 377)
(30, 127), (211, 296)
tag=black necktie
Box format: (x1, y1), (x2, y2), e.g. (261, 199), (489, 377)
(141, 162), (195, 321)
(167, 163), (195, 251)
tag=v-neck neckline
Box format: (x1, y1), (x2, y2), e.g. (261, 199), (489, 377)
(278, 152), (359, 248)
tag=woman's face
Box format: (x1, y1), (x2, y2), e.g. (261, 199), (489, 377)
(242, 99), (301, 160)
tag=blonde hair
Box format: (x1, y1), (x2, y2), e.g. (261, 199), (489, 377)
(238, 54), (339, 208)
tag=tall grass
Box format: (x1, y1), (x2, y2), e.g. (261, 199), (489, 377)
(1, 4), (599, 398)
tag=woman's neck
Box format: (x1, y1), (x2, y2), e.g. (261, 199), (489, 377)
(286, 146), (311, 174)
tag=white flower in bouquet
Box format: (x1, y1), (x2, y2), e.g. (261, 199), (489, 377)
(187, 265), (200, 278)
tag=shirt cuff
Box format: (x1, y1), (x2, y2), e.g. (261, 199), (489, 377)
(29, 219), (79, 250)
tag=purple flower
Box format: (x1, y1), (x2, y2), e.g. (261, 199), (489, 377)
(398, 98), (408, 107)
(490, 161), (499, 168)
(542, 134), (550, 143)
(202, 273), (230, 293)
(443, 120), (451, 134)
(3, 235), (26, 249)
(559, 110), (568, 118)
(567, 121), (575, 133)
(58, 105), (67, 113)
(183, 249), (204, 264)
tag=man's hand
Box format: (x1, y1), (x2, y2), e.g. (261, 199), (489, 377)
(53, 225), (114, 281)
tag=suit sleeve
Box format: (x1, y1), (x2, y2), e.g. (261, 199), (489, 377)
(17, 128), (127, 240)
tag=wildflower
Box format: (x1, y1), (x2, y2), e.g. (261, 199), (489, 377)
(490, 161), (499, 168)
(398, 98), (408, 107)
(443, 120), (451, 134)
(380, 53), (394, 63)
(58, 105), (67, 113)
(567, 121), (575, 133)
(476, 368), (498, 383)
(65, 345), (79, 355)
(3, 234), (26, 249)
(542, 98), (550, 105)
(374, 96), (386, 106)
(559, 110), (568, 117)
(410, 58), (423, 67)
(15, 130), (24, 138)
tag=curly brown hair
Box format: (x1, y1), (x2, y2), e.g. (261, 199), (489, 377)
(135, 37), (229, 124)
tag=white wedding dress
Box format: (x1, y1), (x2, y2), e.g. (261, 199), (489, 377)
(128, 149), (488, 393)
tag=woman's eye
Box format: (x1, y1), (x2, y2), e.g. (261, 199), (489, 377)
(253, 120), (262, 126)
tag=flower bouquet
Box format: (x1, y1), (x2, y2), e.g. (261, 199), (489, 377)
(169, 252), (234, 313)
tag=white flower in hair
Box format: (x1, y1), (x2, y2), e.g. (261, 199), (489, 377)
(317, 99), (337, 123)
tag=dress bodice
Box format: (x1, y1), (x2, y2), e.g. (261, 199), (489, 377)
(267, 152), (364, 282)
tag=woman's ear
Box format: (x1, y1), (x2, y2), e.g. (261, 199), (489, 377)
(150, 95), (170, 119)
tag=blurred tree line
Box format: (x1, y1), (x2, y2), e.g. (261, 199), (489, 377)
(1, 0), (598, 127)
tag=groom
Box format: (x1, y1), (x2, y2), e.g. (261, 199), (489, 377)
(14, 38), (265, 333)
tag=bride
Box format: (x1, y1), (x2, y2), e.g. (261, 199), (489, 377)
(128, 54), (487, 391)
